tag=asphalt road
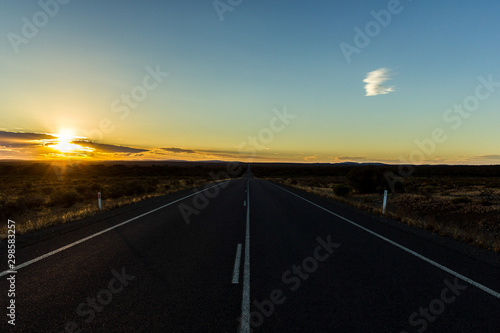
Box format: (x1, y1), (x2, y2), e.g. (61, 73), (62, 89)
(1, 170), (499, 332)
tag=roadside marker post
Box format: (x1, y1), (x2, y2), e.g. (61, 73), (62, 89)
(382, 190), (387, 215)
(98, 192), (102, 210)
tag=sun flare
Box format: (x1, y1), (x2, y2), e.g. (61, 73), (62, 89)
(49, 130), (94, 155)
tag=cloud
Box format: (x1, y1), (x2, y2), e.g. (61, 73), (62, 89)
(465, 155), (500, 162)
(477, 155), (500, 160)
(78, 141), (148, 154)
(304, 155), (318, 162)
(161, 147), (197, 154)
(363, 68), (395, 96)
(160, 147), (251, 160)
(0, 130), (56, 147)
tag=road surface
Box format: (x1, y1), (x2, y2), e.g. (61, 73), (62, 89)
(1, 171), (499, 332)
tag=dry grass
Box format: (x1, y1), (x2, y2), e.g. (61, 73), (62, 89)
(265, 177), (500, 253)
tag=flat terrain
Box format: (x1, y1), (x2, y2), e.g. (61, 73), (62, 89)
(1, 171), (499, 332)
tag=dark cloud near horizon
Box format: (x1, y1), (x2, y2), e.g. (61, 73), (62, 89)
(471, 155), (500, 160)
(161, 147), (197, 154)
(160, 147), (238, 159)
(75, 141), (148, 154)
(0, 130), (56, 148)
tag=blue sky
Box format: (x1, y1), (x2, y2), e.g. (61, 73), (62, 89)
(1, 0), (499, 163)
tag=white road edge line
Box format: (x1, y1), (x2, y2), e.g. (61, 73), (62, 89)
(240, 180), (251, 332)
(271, 182), (500, 300)
(0, 180), (231, 278)
(232, 243), (242, 284)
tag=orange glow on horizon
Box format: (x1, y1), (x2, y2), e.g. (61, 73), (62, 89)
(47, 130), (95, 158)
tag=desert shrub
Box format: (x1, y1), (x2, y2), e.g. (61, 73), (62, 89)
(451, 197), (472, 204)
(107, 184), (125, 199)
(392, 180), (406, 193)
(382, 172), (407, 193)
(22, 182), (33, 191)
(2, 195), (46, 216)
(347, 166), (386, 194)
(146, 178), (160, 186)
(0, 201), (19, 219)
(419, 185), (436, 198)
(478, 189), (497, 202)
(124, 181), (145, 196)
(49, 189), (80, 207)
(486, 179), (500, 188)
(90, 183), (102, 192)
(184, 177), (195, 186)
(15, 194), (45, 210)
(333, 184), (351, 197)
(41, 187), (54, 195)
(75, 184), (89, 195)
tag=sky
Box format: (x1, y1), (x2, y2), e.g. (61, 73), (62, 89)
(1, 0), (499, 164)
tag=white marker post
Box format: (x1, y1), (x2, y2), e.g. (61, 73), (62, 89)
(98, 192), (102, 210)
(382, 190), (388, 215)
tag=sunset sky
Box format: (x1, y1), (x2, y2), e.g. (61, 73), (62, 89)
(1, 0), (499, 164)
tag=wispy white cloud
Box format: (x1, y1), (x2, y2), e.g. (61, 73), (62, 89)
(363, 68), (395, 96)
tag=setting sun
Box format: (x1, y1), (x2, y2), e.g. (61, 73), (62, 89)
(49, 131), (94, 155)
